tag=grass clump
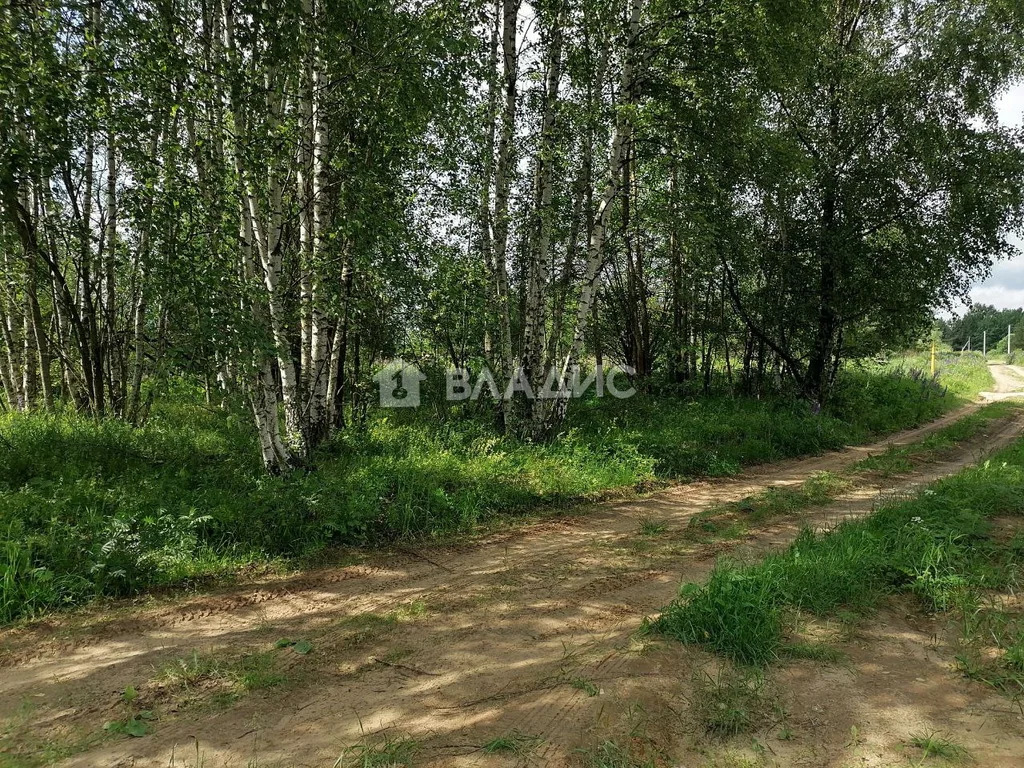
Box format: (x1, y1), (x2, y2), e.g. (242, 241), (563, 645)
(692, 471), (852, 533)
(637, 516), (668, 536)
(909, 732), (972, 762)
(155, 648), (286, 699)
(481, 730), (541, 755)
(853, 402), (1016, 477)
(651, 566), (783, 666)
(568, 675), (601, 697)
(576, 739), (654, 768)
(334, 735), (418, 768)
(654, 436), (1024, 665)
(690, 666), (774, 737)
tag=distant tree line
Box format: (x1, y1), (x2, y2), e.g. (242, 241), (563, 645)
(2, 0), (1024, 471)
(942, 304), (1024, 353)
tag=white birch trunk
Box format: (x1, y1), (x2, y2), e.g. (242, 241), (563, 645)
(103, 134), (121, 412)
(549, 0), (643, 431)
(305, 0), (332, 445)
(490, 0), (519, 427)
(523, 5), (563, 435)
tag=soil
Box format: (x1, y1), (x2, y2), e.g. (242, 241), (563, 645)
(3, 380), (1024, 768)
(981, 362), (1024, 401)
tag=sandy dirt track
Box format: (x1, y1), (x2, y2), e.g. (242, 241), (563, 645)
(2, 398), (1024, 767)
(981, 361), (1024, 400)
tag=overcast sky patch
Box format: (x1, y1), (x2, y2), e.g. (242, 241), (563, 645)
(966, 83), (1024, 310)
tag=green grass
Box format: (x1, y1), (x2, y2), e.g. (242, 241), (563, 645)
(0, 358), (987, 624)
(334, 735), (418, 768)
(909, 732), (971, 762)
(880, 350), (994, 401)
(577, 739), (655, 768)
(568, 675), (601, 696)
(688, 401), (1019, 540)
(637, 517), (668, 536)
(652, 435), (1024, 665)
(853, 401), (1017, 476)
(481, 730), (541, 755)
(155, 648), (287, 696)
(689, 666), (774, 737)
(691, 471), (853, 535)
(778, 641), (846, 663)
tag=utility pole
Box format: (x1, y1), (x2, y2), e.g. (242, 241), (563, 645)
(983, 330), (987, 357)
(1009, 325), (1013, 357)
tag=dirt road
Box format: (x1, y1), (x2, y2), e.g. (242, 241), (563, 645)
(2, 405), (1024, 768)
(981, 362), (1024, 400)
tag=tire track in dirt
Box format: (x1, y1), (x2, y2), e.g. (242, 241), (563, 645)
(474, 412), (1024, 763)
(0, 404), (1020, 768)
(1, 405), (979, 666)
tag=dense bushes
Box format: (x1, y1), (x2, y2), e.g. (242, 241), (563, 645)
(0, 359), (987, 623)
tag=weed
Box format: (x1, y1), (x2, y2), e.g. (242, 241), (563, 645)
(334, 735), (418, 768)
(1004, 631), (1024, 671)
(655, 435), (1024, 667)
(651, 565), (783, 665)
(853, 402), (1014, 477)
(156, 649), (286, 698)
(568, 675), (601, 697)
(339, 602), (428, 647)
(690, 666), (773, 737)
(955, 650), (1024, 697)
(637, 517), (667, 536)
(481, 730), (541, 755)
(910, 732), (971, 762)
(701, 473), (853, 526)
(102, 711), (155, 739)
(577, 739), (654, 768)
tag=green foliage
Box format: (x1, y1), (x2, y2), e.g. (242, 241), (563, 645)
(880, 351), (996, 402)
(694, 471), (851, 530)
(652, 565), (783, 666)
(654, 436), (1024, 666)
(568, 676), (601, 697)
(577, 740), (654, 768)
(481, 731), (540, 755)
(156, 649), (286, 694)
(102, 711), (154, 739)
(0, 359), (986, 623)
(853, 401), (1015, 477)
(335, 735), (418, 768)
(909, 732), (971, 763)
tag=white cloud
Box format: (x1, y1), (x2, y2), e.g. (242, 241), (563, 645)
(963, 89), (1024, 310)
(969, 284), (1024, 309)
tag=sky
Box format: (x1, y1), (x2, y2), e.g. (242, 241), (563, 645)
(966, 83), (1024, 310)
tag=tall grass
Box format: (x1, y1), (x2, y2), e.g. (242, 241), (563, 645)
(0, 359), (987, 623)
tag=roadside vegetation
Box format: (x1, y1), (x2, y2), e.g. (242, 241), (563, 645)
(0, 357), (989, 624)
(688, 399), (1019, 539)
(653, 432), (1024, 670)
